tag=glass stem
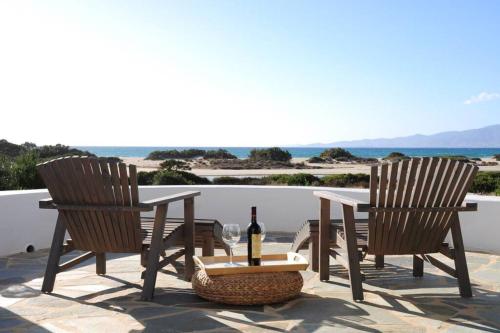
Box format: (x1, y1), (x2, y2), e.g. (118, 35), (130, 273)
(229, 247), (233, 265)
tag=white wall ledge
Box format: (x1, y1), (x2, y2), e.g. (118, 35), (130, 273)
(0, 186), (499, 256)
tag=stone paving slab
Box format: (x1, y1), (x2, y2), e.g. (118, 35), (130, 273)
(0, 238), (499, 332)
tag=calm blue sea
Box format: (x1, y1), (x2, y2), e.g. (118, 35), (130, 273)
(76, 146), (500, 159)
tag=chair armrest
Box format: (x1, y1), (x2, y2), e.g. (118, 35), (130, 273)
(313, 191), (371, 212)
(39, 198), (56, 209)
(461, 201), (477, 211)
(139, 191), (201, 208)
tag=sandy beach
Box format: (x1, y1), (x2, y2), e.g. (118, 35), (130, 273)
(120, 157), (500, 177)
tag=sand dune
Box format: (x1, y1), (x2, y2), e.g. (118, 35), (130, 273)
(120, 157), (500, 177)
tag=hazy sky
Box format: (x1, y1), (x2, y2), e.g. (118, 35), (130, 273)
(1, 1), (499, 146)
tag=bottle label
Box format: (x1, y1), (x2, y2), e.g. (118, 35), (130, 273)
(251, 234), (261, 258)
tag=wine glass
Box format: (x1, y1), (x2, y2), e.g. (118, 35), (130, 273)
(222, 224), (241, 266)
(258, 222), (266, 242)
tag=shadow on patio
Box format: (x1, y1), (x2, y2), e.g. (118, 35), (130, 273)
(1, 245), (500, 332)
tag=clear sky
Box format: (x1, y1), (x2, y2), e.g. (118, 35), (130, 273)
(0, 1), (499, 146)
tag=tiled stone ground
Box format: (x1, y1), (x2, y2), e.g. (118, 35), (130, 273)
(1, 234), (500, 332)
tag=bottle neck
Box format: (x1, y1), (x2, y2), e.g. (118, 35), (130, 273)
(251, 206), (257, 224)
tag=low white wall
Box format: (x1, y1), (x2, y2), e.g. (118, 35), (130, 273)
(0, 186), (499, 256)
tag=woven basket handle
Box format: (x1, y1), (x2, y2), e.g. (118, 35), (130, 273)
(287, 252), (307, 263)
(193, 256), (205, 270)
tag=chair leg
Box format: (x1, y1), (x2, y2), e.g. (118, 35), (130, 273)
(184, 198), (195, 281)
(375, 255), (384, 269)
(202, 231), (214, 257)
(42, 214), (67, 293)
(342, 204), (364, 301)
(319, 198), (331, 281)
(141, 204), (168, 301)
(450, 213), (472, 297)
(309, 232), (319, 272)
(413, 255), (423, 277)
(96, 253), (106, 275)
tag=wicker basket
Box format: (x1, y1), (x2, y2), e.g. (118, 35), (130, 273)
(192, 270), (303, 305)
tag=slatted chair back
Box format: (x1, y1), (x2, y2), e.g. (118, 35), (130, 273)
(368, 158), (478, 255)
(37, 156), (142, 253)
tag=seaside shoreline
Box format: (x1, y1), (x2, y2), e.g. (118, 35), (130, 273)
(79, 146), (500, 160)
(121, 157), (500, 177)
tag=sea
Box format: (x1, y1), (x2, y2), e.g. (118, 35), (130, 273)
(75, 147), (500, 159)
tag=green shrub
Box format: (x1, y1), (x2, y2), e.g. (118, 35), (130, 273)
(153, 170), (190, 185)
(12, 152), (45, 189)
(0, 139), (94, 160)
(101, 157), (122, 163)
(152, 170), (210, 185)
(36, 144), (94, 159)
(159, 159), (191, 171)
(319, 148), (354, 160)
(0, 139), (24, 157)
(137, 171), (158, 185)
(146, 149), (205, 160)
(383, 152), (409, 161)
(204, 149), (237, 159)
(439, 155), (469, 163)
(212, 176), (265, 185)
(470, 172), (500, 194)
(0, 155), (14, 190)
(264, 173), (320, 186)
(321, 173), (370, 188)
(175, 171), (211, 185)
(307, 156), (326, 163)
(249, 147), (292, 162)
(494, 154), (500, 161)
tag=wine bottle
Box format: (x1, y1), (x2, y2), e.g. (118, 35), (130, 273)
(247, 206), (262, 266)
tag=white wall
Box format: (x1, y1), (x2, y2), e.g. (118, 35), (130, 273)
(0, 186), (499, 256)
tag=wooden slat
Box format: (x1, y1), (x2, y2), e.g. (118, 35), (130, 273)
(368, 206), (476, 213)
(58, 252), (95, 272)
(119, 163), (137, 249)
(109, 162), (130, 250)
(51, 159), (89, 249)
(97, 159), (125, 249)
(422, 160), (459, 250)
(386, 159), (409, 253)
(368, 165), (378, 250)
(374, 163), (388, 254)
(392, 158), (419, 253)
(408, 157), (439, 253)
(435, 164), (478, 247)
(420, 159), (457, 251)
(428, 162), (465, 250)
(62, 158), (102, 251)
(415, 158), (448, 252)
(129, 164), (139, 205)
(380, 162), (399, 253)
(398, 157), (430, 253)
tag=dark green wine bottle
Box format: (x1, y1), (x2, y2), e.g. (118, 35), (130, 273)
(247, 206), (262, 266)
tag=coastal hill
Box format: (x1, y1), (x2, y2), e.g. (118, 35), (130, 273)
(307, 124), (500, 148)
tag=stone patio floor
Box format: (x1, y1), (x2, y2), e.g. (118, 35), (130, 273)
(1, 234), (500, 332)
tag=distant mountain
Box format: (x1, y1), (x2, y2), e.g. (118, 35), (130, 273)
(306, 124), (500, 148)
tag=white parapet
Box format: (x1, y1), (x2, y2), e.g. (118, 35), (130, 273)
(0, 186), (499, 256)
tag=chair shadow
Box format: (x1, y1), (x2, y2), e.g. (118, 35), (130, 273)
(44, 272), (381, 332)
(325, 260), (500, 332)
(3, 250), (499, 332)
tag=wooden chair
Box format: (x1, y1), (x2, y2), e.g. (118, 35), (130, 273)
(313, 157), (478, 301)
(37, 156), (200, 301)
